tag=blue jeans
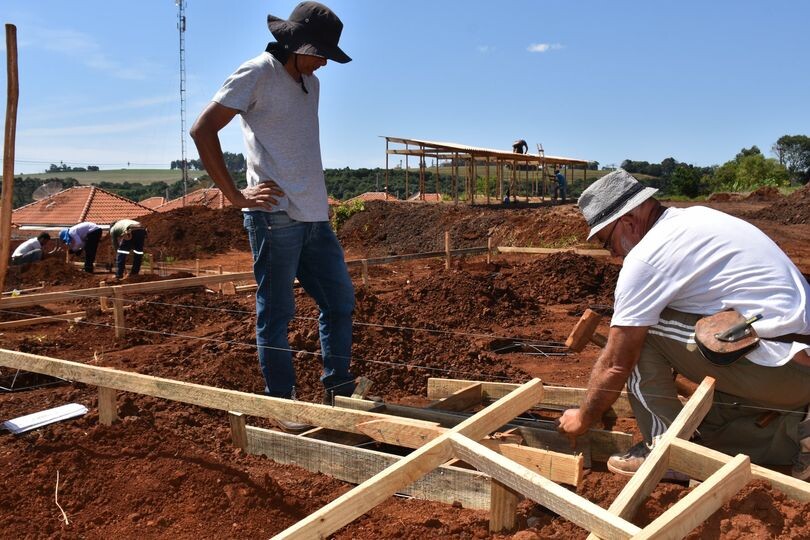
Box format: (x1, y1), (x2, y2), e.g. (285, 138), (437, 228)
(243, 211), (355, 399)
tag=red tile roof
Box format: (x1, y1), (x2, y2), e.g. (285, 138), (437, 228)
(156, 188), (231, 212)
(139, 196), (166, 209)
(12, 186), (156, 228)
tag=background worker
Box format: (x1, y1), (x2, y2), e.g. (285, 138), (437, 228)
(558, 169), (810, 479)
(512, 139), (528, 154)
(109, 219), (147, 279)
(59, 222), (102, 273)
(555, 169), (567, 203)
(10, 232), (50, 266)
(191, 1), (357, 428)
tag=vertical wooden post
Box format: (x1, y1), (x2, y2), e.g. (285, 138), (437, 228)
(150, 254), (157, 274)
(361, 259), (369, 285)
(112, 285), (126, 338)
(486, 237), (492, 264)
(0, 25), (19, 293)
(489, 479), (520, 532)
(98, 386), (118, 426)
(228, 411), (247, 449)
(217, 264), (223, 293)
(444, 231), (451, 270)
(98, 281), (109, 311)
(195, 258), (200, 276)
(384, 138), (389, 193)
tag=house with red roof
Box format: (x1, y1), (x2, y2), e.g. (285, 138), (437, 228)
(12, 186), (155, 232)
(155, 188), (231, 212)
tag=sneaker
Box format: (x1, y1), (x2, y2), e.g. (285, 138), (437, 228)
(607, 440), (689, 482)
(607, 441), (651, 476)
(792, 453), (810, 481)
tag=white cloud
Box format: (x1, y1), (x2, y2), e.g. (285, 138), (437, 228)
(527, 43), (563, 53)
(477, 45), (492, 54)
(19, 26), (157, 80)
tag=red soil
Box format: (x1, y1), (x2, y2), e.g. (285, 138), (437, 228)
(2, 196), (810, 538)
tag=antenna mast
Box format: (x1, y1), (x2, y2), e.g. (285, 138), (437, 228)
(176, 0), (188, 205)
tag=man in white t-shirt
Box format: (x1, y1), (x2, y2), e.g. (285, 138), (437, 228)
(10, 232), (51, 266)
(558, 169), (810, 479)
(190, 2), (355, 431)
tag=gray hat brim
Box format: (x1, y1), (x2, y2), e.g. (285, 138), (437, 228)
(586, 187), (658, 240)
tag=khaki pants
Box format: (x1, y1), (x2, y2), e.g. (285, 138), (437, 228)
(627, 308), (810, 465)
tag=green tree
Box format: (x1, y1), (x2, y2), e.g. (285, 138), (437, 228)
(670, 165), (702, 198)
(772, 135), (810, 183)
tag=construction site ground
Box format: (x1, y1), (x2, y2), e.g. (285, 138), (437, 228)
(2, 184), (810, 538)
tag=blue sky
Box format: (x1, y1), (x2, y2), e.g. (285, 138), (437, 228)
(2, 1), (808, 174)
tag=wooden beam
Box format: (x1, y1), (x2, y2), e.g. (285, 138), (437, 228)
(634, 454), (750, 540)
(427, 382), (482, 411)
(0, 25), (19, 295)
(0, 311), (84, 330)
(111, 285), (125, 338)
(0, 349), (434, 434)
(428, 378), (634, 419)
(273, 379), (544, 539)
(590, 377), (716, 539)
(246, 425), (491, 510)
(496, 246), (610, 257)
(449, 434), (640, 539)
(669, 438), (810, 502)
(355, 417), (584, 486)
(97, 386), (118, 426)
(351, 376), (373, 399)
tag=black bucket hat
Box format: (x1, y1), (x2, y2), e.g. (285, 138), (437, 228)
(267, 2), (351, 64)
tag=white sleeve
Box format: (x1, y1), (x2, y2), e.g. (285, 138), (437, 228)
(611, 258), (681, 327)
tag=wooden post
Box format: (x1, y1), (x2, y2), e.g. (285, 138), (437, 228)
(98, 386), (118, 425)
(0, 25), (20, 292)
(489, 480), (520, 532)
(98, 281), (108, 311)
(195, 258), (200, 276)
(150, 254), (156, 274)
(361, 259), (369, 285)
(486, 236), (492, 264)
(351, 376), (373, 399)
(112, 285), (126, 338)
(228, 411), (247, 449)
(444, 231), (451, 270)
(217, 265), (223, 293)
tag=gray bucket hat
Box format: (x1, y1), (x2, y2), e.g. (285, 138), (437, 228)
(267, 2), (351, 64)
(578, 169), (658, 240)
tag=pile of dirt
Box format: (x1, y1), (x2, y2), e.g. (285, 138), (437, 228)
(708, 192), (745, 202)
(745, 186), (783, 201)
(338, 201), (590, 257)
(2, 257), (106, 291)
(138, 206), (248, 260)
(750, 182), (810, 224)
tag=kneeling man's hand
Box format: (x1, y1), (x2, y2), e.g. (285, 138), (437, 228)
(557, 408), (589, 446)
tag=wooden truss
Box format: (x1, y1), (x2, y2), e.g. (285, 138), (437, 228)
(2, 349), (810, 539)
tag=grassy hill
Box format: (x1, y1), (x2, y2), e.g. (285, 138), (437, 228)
(14, 169), (204, 185)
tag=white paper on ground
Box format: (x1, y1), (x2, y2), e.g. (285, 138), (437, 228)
(2, 403), (88, 434)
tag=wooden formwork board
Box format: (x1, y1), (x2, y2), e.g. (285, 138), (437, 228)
(428, 377), (634, 419)
(0, 311), (84, 329)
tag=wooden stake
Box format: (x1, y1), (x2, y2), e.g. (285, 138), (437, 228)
(111, 285), (126, 338)
(361, 259), (369, 285)
(217, 265), (223, 293)
(228, 411), (247, 449)
(444, 231), (451, 270)
(98, 386), (118, 425)
(489, 480), (520, 532)
(351, 376), (372, 399)
(486, 236), (492, 264)
(195, 259), (200, 276)
(98, 281), (108, 311)
(0, 25), (20, 293)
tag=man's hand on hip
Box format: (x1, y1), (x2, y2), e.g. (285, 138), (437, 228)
(234, 180), (285, 209)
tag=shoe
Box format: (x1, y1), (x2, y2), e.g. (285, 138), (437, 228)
(608, 441), (651, 476)
(607, 439), (690, 482)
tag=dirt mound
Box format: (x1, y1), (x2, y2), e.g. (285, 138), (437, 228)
(749, 183), (810, 224)
(708, 192), (745, 202)
(138, 206), (248, 260)
(338, 200), (589, 257)
(746, 186), (782, 201)
(3, 257), (106, 291)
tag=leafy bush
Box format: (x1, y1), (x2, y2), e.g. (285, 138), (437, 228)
(330, 199), (365, 231)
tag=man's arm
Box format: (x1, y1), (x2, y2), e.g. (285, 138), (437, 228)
(190, 102), (283, 209)
(558, 325), (649, 441)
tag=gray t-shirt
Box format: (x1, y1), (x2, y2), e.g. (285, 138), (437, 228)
(212, 52), (328, 222)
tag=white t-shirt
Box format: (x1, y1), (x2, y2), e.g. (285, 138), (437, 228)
(12, 238), (43, 258)
(212, 52), (328, 222)
(67, 222), (100, 251)
(612, 206), (810, 366)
